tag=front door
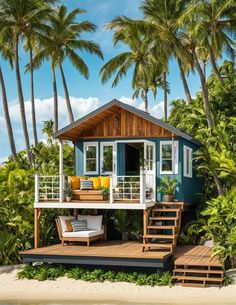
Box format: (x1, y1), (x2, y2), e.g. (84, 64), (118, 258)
(144, 140), (156, 201)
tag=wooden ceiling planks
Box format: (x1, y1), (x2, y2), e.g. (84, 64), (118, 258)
(58, 106), (175, 141)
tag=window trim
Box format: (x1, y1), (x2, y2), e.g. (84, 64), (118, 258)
(100, 142), (115, 175)
(160, 141), (178, 175)
(83, 142), (99, 175)
(183, 145), (193, 178)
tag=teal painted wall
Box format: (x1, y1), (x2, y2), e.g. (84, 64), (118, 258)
(75, 137), (202, 204)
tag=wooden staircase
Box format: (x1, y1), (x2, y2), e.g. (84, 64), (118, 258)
(173, 246), (224, 287)
(142, 202), (183, 253)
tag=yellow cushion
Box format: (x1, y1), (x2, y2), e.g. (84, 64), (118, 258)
(89, 177), (101, 190)
(100, 176), (110, 188)
(65, 219), (73, 232)
(69, 176), (86, 190)
(68, 176), (80, 190)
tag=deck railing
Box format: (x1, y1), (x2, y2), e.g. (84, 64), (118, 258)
(110, 174), (154, 204)
(35, 174), (64, 202)
(35, 174), (154, 204)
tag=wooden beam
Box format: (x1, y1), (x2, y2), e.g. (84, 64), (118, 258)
(73, 209), (78, 219)
(34, 208), (41, 249)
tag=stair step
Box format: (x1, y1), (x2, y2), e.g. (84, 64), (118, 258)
(175, 283), (205, 288)
(173, 275), (223, 282)
(173, 268), (224, 275)
(152, 208), (180, 212)
(142, 243), (173, 249)
(150, 217), (178, 220)
(147, 225), (176, 230)
(144, 234), (176, 239)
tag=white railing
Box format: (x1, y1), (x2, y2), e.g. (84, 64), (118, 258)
(110, 174), (154, 204)
(35, 174), (154, 204)
(35, 174), (62, 202)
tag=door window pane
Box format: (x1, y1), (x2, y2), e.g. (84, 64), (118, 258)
(103, 145), (113, 173)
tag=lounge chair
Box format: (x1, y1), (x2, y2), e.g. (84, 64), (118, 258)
(56, 215), (105, 246)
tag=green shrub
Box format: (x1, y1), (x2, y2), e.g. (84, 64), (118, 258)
(18, 264), (173, 287)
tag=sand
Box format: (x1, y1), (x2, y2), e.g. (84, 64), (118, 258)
(0, 265), (236, 304)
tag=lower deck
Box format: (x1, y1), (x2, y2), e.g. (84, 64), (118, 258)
(21, 241), (173, 270)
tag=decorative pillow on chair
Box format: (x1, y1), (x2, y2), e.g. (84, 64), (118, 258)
(70, 219), (88, 231)
(80, 179), (93, 190)
(89, 177), (101, 189)
(65, 219), (73, 232)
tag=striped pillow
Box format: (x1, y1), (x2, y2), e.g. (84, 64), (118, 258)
(80, 179), (93, 190)
(70, 219), (87, 232)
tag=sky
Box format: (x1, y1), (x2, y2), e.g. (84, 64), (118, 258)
(0, 0), (211, 163)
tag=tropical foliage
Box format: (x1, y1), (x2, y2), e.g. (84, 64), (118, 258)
(18, 264), (173, 287)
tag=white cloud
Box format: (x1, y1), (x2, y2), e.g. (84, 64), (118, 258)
(119, 96), (136, 106)
(9, 96), (101, 129)
(149, 102), (165, 119)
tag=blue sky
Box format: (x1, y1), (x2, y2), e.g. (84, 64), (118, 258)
(0, 0), (211, 162)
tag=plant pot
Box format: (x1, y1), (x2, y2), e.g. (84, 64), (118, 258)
(66, 196), (72, 202)
(163, 194), (174, 202)
(122, 232), (129, 241)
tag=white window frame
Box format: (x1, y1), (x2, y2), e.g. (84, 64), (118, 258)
(83, 142), (98, 175)
(183, 145), (193, 178)
(160, 141), (178, 174)
(100, 142), (115, 175)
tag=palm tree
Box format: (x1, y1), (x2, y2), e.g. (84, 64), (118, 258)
(185, 0), (236, 88)
(100, 32), (162, 113)
(38, 5), (103, 124)
(140, 0), (193, 104)
(42, 120), (54, 147)
(133, 68), (169, 113)
(0, 45), (17, 161)
(0, 0), (48, 165)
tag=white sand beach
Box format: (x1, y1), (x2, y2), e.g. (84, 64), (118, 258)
(0, 265), (236, 304)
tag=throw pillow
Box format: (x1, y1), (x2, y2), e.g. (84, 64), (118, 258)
(89, 177), (101, 189)
(65, 219), (73, 232)
(70, 219), (87, 231)
(80, 179), (93, 190)
(100, 176), (110, 188)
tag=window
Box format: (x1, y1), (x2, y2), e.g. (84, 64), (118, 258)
(160, 141), (178, 174)
(184, 145), (193, 178)
(101, 142), (115, 175)
(84, 142), (98, 174)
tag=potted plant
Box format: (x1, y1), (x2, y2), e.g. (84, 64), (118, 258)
(157, 176), (178, 202)
(114, 210), (129, 241)
(64, 181), (73, 202)
(98, 186), (110, 201)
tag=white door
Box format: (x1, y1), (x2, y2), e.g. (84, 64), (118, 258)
(100, 142), (116, 176)
(144, 140), (156, 201)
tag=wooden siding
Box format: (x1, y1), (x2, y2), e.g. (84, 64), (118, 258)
(59, 106), (174, 140)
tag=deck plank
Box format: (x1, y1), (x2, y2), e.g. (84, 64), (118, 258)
(21, 241), (172, 260)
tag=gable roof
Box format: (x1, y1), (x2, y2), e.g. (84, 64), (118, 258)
(54, 99), (200, 145)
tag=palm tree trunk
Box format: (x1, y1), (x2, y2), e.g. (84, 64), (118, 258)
(177, 58), (192, 104)
(51, 65), (58, 133)
(59, 63), (74, 123)
(193, 50), (224, 196)
(0, 66), (17, 161)
(207, 43), (225, 88)
(143, 89), (148, 113)
(15, 35), (32, 165)
(192, 50), (213, 129)
(30, 47), (38, 146)
(163, 72), (168, 122)
(203, 61), (207, 79)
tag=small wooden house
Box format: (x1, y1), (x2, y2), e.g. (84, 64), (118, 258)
(23, 99), (203, 272)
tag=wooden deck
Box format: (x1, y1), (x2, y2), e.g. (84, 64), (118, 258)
(21, 241), (173, 270)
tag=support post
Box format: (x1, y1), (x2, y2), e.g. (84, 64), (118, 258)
(140, 174), (146, 204)
(73, 209), (78, 219)
(143, 208), (148, 237)
(35, 174), (39, 203)
(110, 176), (113, 203)
(34, 208), (41, 249)
(59, 140), (64, 203)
